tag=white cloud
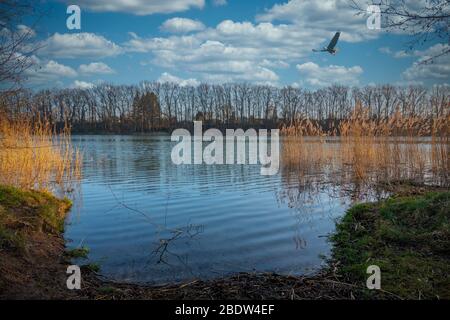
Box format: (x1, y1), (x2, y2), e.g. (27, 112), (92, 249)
(124, 19), (324, 83)
(121, 0), (393, 85)
(257, 0), (444, 41)
(393, 50), (415, 59)
(379, 46), (417, 59)
(256, 0), (380, 42)
(61, 0), (204, 15)
(417, 43), (450, 59)
(212, 0), (227, 6)
(188, 60), (279, 82)
(0, 25), (36, 39)
(39, 33), (123, 59)
(126, 20), (321, 60)
(16, 25), (36, 37)
(158, 72), (200, 86)
(42, 60), (77, 77)
(79, 62), (115, 75)
(120, 1), (432, 86)
(378, 47), (392, 55)
(296, 62), (363, 87)
(128, 31), (138, 39)
(160, 18), (205, 33)
(25, 58), (77, 83)
(402, 43), (450, 84)
(126, 20), (327, 60)
(261, 59), (289, 69)
(72, 80), (95, 89)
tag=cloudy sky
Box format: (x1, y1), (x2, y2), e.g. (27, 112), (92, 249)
(20, 0), (449, 89)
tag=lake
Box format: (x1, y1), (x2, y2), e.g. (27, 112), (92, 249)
(65, 135), (383, 284)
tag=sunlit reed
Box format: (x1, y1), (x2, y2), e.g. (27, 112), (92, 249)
(280, 103), (449, 188)
(0, 114), (82, 193)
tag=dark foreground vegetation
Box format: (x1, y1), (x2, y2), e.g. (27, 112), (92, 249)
(331, 189), (450, 299)
(0, 185), (72, 298)
(0, 183), (448, 299)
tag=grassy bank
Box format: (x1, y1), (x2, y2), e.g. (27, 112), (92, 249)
(0, 184), (448, 299)
(330, 191), (450, 299)
(0, 185), (72, 298)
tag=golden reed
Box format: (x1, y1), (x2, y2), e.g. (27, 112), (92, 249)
(0, 113), (82, 193)
(280, 103), (449, 187)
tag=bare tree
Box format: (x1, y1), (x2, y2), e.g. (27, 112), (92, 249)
(1, 82), (448, 134)
(0, 0), (40, 90)
(352, 0), (450, 62)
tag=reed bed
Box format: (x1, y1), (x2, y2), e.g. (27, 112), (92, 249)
(0, 114), (82, 193)
(280, 104), (449, 189)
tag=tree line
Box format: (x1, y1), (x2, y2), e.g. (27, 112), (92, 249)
(0, 82), (448, 133)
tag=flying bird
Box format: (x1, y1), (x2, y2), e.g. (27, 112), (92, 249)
(312, 32), (341, 55)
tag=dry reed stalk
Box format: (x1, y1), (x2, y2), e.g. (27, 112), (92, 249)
(280, 104), (449, 188)
(0, 114), (82, 193)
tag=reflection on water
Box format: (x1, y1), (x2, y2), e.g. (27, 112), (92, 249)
(66, 135), (393, 284)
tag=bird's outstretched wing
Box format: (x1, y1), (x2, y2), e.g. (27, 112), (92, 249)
(327, 32), (340, 50)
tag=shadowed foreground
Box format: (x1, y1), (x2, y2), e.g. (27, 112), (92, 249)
(0, 185), (448, 300)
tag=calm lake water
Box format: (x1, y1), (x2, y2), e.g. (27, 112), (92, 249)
(65, 135), (368, 284)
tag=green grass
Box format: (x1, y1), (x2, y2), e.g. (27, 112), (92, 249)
(0, 185), (72, 250)
(330, 192), (450, 299)
(97, 286), (119, 294)
(83, 263), (101, 273)
(0, 224), (25, 250)
(65, 246), (90, 259)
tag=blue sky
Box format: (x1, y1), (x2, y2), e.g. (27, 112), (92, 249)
(20, 0), (449, 89)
